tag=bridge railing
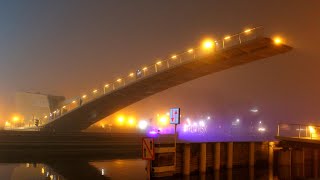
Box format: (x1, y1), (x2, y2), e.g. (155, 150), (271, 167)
(277, 123), (320, 140)
(39, 26), (264, 126)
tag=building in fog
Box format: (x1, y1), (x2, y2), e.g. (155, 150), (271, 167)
(15, 92), (65, 126)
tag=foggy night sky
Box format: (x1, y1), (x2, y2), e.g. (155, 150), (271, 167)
(0, 1), (320, 129)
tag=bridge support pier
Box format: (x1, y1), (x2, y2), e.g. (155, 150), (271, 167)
(249, 142), (255, 167)
(183, 143), (191, 176)
(227, 142), (233, 169)
(314, 149), (318, 178)
(279, 150), (291, 166)
(278, 149), (291, 179)
(199, 143), (206, 174)
(292, 148), (305, 177)
(214, 143), (221, 171)
(249, 167), (254, 180)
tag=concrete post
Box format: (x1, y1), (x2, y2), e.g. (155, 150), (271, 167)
(199, 143), (206, 173)
(214, 143), (221, 170)
(268, 142), (274, 167)
(227, 169), (232, 180)
(278, 149), (292, 179)
(227, 142), (233, 169)
(278, 150), (291, 166)
(292, 149), (304, 177)
(183, 143), (191, 176)
(249, 142), (255, 167)
(314, 149), (318, 178)
(249, 167), (254, 180)
(268, 166), (273, 180)
(214, 170), (220, 180)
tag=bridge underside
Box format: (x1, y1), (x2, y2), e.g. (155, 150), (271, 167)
(42, 37), (292, 132)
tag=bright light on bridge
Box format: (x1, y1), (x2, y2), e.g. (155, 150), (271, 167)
(188, 48), (194, 53)
(202, 39), (214, 49)
(273, 37), (283, 45)
(244, 28), (252, 33)
(309, 126), (316, 134)
(224, 36), (231, 40)
(128, 117), (136, 126)
(171, 55), (177, 59)
(117, 116), (125, 125)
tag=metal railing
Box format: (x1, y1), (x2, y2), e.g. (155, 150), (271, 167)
(36, 26), (264, 127)
(277, 123), (320, 140)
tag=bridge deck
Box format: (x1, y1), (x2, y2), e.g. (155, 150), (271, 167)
(43, 37), (292, 132)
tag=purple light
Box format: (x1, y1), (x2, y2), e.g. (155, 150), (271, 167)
(149, 130), (157, 134)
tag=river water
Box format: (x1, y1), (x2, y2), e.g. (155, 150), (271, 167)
(0, 158), (307, 180)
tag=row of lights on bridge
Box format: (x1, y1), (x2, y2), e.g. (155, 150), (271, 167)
(45, 27), (284, 120)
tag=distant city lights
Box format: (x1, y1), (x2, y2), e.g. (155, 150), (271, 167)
(183, 118), (207, 134)
(250, 108), (259, 113)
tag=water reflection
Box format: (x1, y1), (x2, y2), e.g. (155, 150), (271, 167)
(0, 156), (317, 179)
(0, 159), (146, 180)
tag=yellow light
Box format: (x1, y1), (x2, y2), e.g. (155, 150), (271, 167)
(117, 116), (125, 125)
(62, 106), (66, 109)
(309, 126), (316, 134)
(128, 117), (136, 126)
(171, 55), (177, 59)
(117, 78), (122, 82)
(12, 116), (20, 122)
(158, 116), (168, 126)
(44, 116), (48, 119)
(143, 67), (148, 71)
(101, 124), (105, 128)
(244, 29), (252, 33)
(41, 167), (45, 174)
(105, 84), (109, 88)
(202, 39), (214, 49)
(5, 121), (11, 127)
(156, 61), (162, 65)
(188, 48), (194, 53)
(129, 73), (134, 77)
(82, 95), (87, 99)
(72, 100), (76, 104)
(273, 37), (282, 45)
(224, 36), (231, 40)
(93, 89), (98, 94)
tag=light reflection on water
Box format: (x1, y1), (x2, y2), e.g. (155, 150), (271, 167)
(0, 163), (63, 180)
(90, 159), (147, 179)
(0, 159), (148, 180)
(0, 159), (314, 180)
